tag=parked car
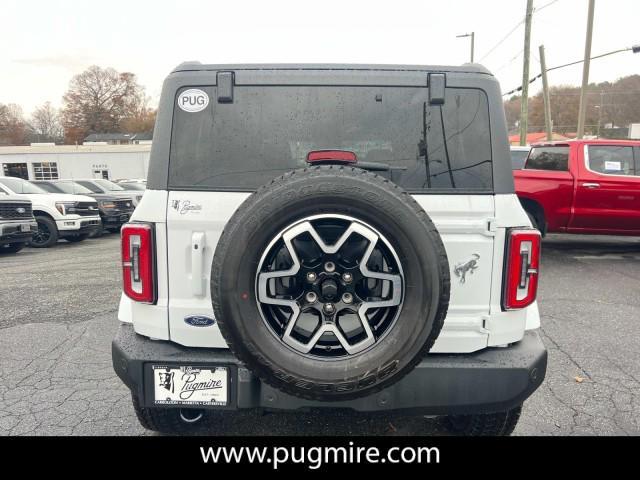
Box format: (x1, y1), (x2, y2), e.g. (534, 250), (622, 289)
(510, 146), (531, 170)
(112, 63), (547, 436)
(0, 193), (37, 253)
(514, 139), (640, 235)
(0, 176), (101, 247)
(114, 181), (146, 191)
(32, 180), (135, 234)
(116, 178), (147, 186)
(73, 178), (143, 206)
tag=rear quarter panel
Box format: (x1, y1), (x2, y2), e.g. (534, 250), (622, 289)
(120, 190), (171, 340)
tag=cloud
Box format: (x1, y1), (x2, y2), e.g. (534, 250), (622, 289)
(11, 54), (94, 72)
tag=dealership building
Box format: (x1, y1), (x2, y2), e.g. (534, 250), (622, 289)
(0, 144), (150, 181)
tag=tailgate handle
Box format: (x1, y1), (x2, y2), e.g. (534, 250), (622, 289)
(191, 232), (206, 296)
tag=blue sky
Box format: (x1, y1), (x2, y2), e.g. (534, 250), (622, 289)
(2, 0), (639, 113)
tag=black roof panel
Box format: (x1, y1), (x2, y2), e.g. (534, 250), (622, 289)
(172, 62), (493, 76)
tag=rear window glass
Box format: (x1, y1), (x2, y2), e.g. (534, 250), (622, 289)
(510, 149), (530, 170)
(525, 146), (569, 171)
(168, 85), (493, 192)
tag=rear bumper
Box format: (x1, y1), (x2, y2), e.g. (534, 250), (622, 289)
(113, 324), (546, 415)
(0, 220), (37, 245)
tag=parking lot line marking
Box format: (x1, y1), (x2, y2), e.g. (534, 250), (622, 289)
(572, 255), (640, 260)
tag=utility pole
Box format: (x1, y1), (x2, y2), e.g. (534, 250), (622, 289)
(519, 0), (534, 146)
(470, 31), (475, 63)
(577, 0), (596, 139)
(539, 45), (553, 141)
(596, 90), (604, 137)
(456, 32), (475, 63)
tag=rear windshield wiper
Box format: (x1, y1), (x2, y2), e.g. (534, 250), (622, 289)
(355, 161), (407, 172)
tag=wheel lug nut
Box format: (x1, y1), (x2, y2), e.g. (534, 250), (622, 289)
(306, 272), (317, 282)
(305, 292), (318, 304)
(324, 261), (336, 273)
(342, 293), (353, 304)
(323, 303), (335, 315)
(342, 272), (353, 283)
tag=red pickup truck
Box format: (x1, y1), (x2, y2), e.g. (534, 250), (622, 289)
(514, 139), (640, 236)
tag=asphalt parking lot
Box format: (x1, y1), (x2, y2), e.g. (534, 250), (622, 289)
(1, 233), (639, 436)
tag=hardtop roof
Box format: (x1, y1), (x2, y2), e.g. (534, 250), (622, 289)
(171, 62), (493, 76)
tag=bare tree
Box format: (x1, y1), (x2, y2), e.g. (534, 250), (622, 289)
(30, 102), (63, 143)
(120, 107), (157, 134)
(504, 74), (640, 137)
(61, 65), (148, 144)
(503, 96), (522, 134)
(0, 103), (28, 145)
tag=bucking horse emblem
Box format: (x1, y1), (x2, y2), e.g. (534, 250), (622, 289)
(454, 254), (480, 284)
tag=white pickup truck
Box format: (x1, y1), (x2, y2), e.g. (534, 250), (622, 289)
(0, 176), (101, 247)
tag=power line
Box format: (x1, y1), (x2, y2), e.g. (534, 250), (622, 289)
(494, 49), (524, 73)
(502, 46), (638, 96)
(535, 0), (562, 13)
(478, 19), (525, 63)
(547, 48), (631, 73)
(478, 0), (562, 63)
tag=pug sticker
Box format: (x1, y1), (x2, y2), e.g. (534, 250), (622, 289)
(178, 88), (209, 113)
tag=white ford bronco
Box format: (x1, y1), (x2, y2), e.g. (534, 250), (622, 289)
(112, 63), (547, 435)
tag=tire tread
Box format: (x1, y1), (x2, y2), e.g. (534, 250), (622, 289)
(211, 165), (450, 401)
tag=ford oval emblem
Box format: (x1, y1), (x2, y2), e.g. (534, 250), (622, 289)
(184, 315), (216, 327)
(16, 207), (26, 214)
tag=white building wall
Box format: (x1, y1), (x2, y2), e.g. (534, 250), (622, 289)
(53, 152), (150, 180)
(0, 145), (151, 181)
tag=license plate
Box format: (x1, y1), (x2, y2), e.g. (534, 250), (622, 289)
(152, 366), (228, 406)
(20, 224), (31, 232)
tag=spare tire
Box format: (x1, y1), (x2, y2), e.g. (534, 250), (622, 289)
(211, 166), (450, 401)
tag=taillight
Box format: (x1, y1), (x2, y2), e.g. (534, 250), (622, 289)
(121, 223), (156, 303)
(503, 229), (541, 310)
(306, 150), (357, 164)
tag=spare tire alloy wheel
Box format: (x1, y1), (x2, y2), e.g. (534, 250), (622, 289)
(212, 166), (450, 401)
(257, 214), (403, 357)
